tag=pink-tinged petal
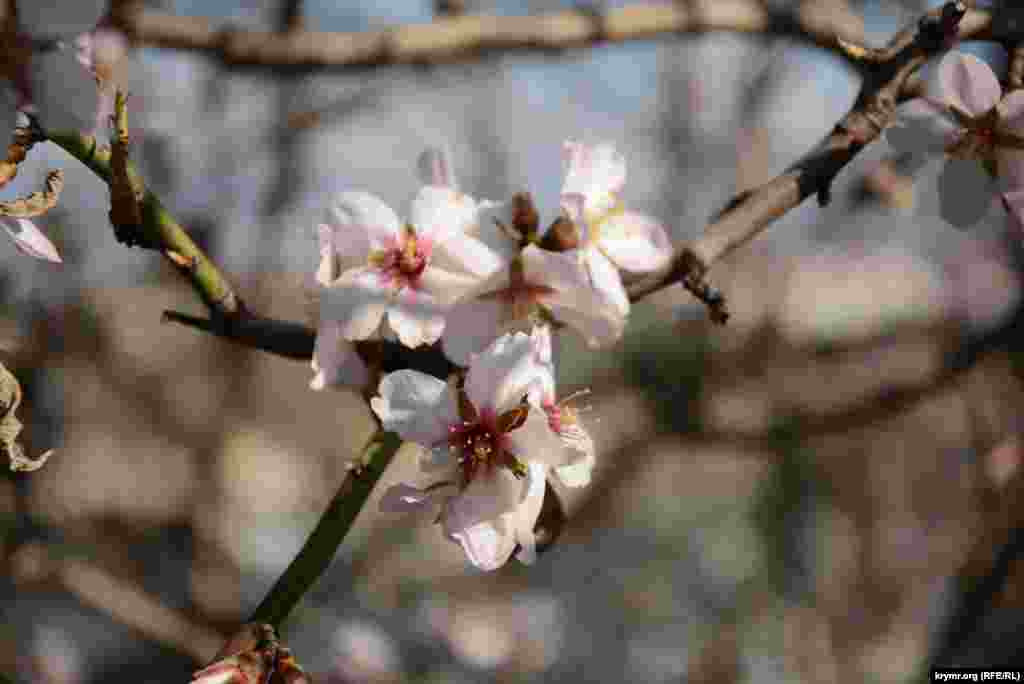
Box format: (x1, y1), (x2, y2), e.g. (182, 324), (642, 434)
(526, 325), (556, 406)
(553, 423), (595, 487)
(315, 223), (341, 285)
(885, 98), (959, 155)
(505, 409), (569, 468)
(997, 149), (1024, 190)
(326, 192), (401, 256)
(29, 48), (100, 133)
(512, 461), (547, 565)
(320, 267), (389, 340)
(442, 296), (509, 367)
(938, 52), (1002, 117)
(598, 211), (673, 273)
(417, 265), (478, 307)
(370, 369), (459, 446)
(544, 289), (625, 350)
(431, 231), (506, 279)
(583, 247), (629, 318)
(562, 140), (625, 217)
(387, 288), (446, 348)
(379, 483), (454, 513)
(17, 0), (106, 40)
(417, 146), (456, 189)
(472, 200), (521, 263)
(1, 218), (62, 263)
(938, 158), (996, 228)
(998, 90), (1024, 136)
(465, 331), (551, 415)
(1002, 189), (1024, 238)
(191, 662), (249, 684)
(443, 467), (524, 535)
(520, 244), (588, 295)
(409, 185), (479, 244)
(448, 517), (517, 571)
(310, 320), (369, 391)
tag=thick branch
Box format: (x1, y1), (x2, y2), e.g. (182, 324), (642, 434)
(114, 0), (866, 70)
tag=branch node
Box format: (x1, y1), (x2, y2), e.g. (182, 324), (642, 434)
(917, 1), (967, 49)
(676, 249), (729, 324)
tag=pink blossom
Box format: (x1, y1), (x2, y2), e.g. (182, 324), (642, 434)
(0, 217), (62, 263)
(442, 244), (625, 365)
(560, 141), (672, 315)
(886, 52), (1024, 228)
(372, 330), (573, 570)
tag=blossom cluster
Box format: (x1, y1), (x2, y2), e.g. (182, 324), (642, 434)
(886, 51), (1024, 233)
(312, 141), (671, 568)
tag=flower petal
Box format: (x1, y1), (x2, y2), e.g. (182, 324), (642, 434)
(442, 297), (509, 367)
(409, 185), (478, 244)
(598, 211), (673, 273)
(29, 47), (100, 133)
(417, 146), (456, 189)
(379, 482), (455, 513)
(562, 140), (626, 217)
(1002, 189), (1024, 238)
(431, 231), (506, 279)
(512, 461), (547, 565)
(553, 423), (595, 487)
(320, 267), (390, 340)
(1, 218), (61, 262)
(506, 409), (569, 468)
(448, 517), (517, 571)
(17, 0), (105, 40)
(326, 192), (401, 256)
(443, 466), (524, 535)
(997, 148), (1024, 191)
(370, 369), (459, 446)
(938, 158), (996, 228)
(885, 98), (958, 155)
(465, 331), (552, 416)
(583, 247), (629, 318)
(310, 320), (369, 390)
(545, 291), (625, 349)
(387, 287), (446, 348)
(938, 52), (1002, 117)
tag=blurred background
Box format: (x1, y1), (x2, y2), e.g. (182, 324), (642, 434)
(2, 0), (1024, 681)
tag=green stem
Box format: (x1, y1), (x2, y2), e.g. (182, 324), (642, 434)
(46, 130), (243, 318)
(249, 429), (402, 629)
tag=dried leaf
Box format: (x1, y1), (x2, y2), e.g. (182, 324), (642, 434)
(0, 362), (50, 472)
(0, 170), (64, 218)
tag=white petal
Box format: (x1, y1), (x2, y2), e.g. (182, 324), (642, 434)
(938, 158), (995, 228)
(937, 52), (1002, 118)
(512, 461), (547, 564)
(465, 330), (552, 415)
(379, 483), (455, 513)
(442, 467), (525, 535)
(598, 211), (673, 273)
(545, 290), (625, 349)
(17, 0), (105, 40)
(562, 140), (626, 217)
(448, 518), (517, 571)
(442, 297), (508, 367)
(506, 409), (569, 468)
(417, 263), (479, 306)
(409, 185), (478, 244)
(472, 199), (521, 262)
(417, 145), (456, 189)
(315, 223), (341, 285)
(310, 320), (369, 390)
(553, 423), (595, 488)
(29, 47), (99, 133)
(584, 247), (630, 318)
(387, 287), (446, 348)
(1, 218), (62, 263)
(326, 192), (401, 255)
(320, 267), (390, 340)
(431, 232), (506, 279)
(370, 370), (459, 446)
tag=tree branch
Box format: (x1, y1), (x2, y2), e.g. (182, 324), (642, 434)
(112, 0), (867, 70)
(248, 429), (402, 629)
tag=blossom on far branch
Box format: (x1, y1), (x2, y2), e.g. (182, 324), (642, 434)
(372, 328), (591, 570)
(2, 0), (109, 140)
(885, 51), (1024, 228)
(560, 140), (672, 315)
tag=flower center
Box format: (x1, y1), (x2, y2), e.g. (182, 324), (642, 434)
(368, 226), (430, 290)
(447, 398), (529, 483)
